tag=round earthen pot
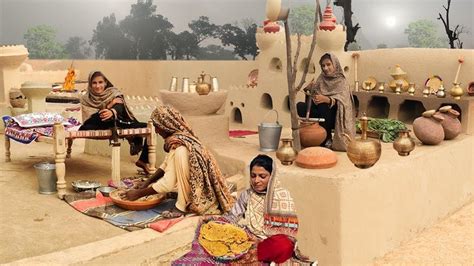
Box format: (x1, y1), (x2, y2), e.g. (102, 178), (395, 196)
(299, 121), (327, 147)
(436, 106), (461, 140)
(412, 110), (445, 145)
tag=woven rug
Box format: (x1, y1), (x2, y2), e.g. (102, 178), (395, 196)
(65, 191), (184, 232)
(229, 130), (258, 138)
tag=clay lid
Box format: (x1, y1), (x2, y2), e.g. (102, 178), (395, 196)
(439, 105), (452, 112)
(390, 64), (407, 77)
(422, 109), (436, 118)
(295, 147), (337, 169)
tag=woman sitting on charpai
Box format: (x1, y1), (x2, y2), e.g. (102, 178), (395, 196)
(125, 105), (234, 217)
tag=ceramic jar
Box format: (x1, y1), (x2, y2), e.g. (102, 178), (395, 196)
(413, 110), (445, 145)
(276, 138), (297, 165)
(299, 120), (327, 147)
(343, 116), (381, 169)
(393, 130), (415, 156)
(436, 106), (461, 140)
(9, 89), (27, 108)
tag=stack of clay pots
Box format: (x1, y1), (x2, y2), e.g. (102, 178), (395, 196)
(436, 105), (461, 140)
(413, 106), (462, 145)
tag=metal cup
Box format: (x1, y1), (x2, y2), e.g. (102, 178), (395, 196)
(169, 77), (177, 92)
(211, 76), (219, 92)
(181, 78), (189, 93)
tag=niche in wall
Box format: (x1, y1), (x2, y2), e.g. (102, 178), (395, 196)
(439, 103), (462, 121)
(398, 100), (425, 124)
(260, 93), (273, 109)
(231, 107), (243, 124)
(270, 57), (283, 72)
(299, 58), (316, 74)
(367, 96), (389, 118)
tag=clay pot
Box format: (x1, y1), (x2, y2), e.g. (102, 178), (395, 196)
(393, 130), (415, 156)
(263, 22), (280, 33)
(299, 120), (327, 147)
(9, 89), (27, 108)
(276, 138), (297, 165)
(436, 106), (461, 140)
(412, 110), (445, 145)
(343, 116), (381, 169)
(295, 147), (337, 169)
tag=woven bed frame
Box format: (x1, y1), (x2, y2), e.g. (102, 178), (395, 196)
(4, 121), (157, 199)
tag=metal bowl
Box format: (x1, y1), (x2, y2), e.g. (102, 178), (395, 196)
(71, 180), (101, 192)
(97, 186), (115, 197)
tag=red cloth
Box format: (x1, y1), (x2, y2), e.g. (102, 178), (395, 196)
(257, 234), (295, 263)
(228, 130), (258, 138)
(148, 217), (184, 232)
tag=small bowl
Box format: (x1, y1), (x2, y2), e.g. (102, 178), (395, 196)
(97, 186), (115, 197)
(71, 180), (101, 192)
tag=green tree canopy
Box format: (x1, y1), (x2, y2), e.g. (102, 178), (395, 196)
(376, 43), (388, 49)
(65, 36), (92, 59)
(90, 14), (134, 59)
(196, 45), (236, 60)
(23, 25), (66, 59)
(168, 31), (200, 60)
(288, 5), (316, 35)
(188, 16), (219, 45)
(218, 22), (258, 60)
(404, 19), (445, 48)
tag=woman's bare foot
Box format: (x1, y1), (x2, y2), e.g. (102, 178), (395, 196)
(135, 160), (151, 174)
(162, 206), (185, 218)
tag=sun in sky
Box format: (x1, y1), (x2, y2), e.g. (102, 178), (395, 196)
(385, 16), (397, 28)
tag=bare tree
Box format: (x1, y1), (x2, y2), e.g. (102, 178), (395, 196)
(438, 0), (465, 49)
(334, 0), (360, 51)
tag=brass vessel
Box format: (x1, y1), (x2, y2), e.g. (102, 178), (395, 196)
(378, 82), (385, 93)
(195, 72), (211, 95)
(450, 82), (464, 100)
(276, 138), (298, 165)
(343, 116), (381, 169)
(407, 83), (416, 96)
(436, 84), (446, 98)
(393, 130), (415, 156)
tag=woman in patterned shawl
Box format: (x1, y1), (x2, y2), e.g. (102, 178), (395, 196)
(80, 70), (146, 156)
(126, 105), (234, 216)
(296, 53), (356, 151)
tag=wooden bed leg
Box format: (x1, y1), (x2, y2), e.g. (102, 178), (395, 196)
(111, 142), (121, 186)
(66, 139), (73, 158)
(147, 121), (157, 174)
(5, 136), (11, 162)
(53, 123), (67, 199)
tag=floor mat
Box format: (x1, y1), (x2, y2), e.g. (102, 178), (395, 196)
(64, 191), (184, 232)
(229, 130), (258, 138)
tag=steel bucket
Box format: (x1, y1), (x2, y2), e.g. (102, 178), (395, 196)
(34, 162), (57, 194)
(258, 110), (282, 152)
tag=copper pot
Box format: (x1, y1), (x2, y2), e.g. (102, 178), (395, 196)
(393, 129), (415, 156)
(343, 116), (381, 169)
(299, 120), (327, 147)
(276, 138), (297, 165)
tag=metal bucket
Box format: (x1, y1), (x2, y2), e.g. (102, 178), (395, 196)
(34, 162), (57, 194)
(258, 110), (282, 152)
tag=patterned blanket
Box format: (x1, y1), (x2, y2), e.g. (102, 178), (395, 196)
(65, 191), (183, 232)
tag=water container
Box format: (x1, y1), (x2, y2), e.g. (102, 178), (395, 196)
(34, 162), (57, 194)
(258, 110), (282, 152)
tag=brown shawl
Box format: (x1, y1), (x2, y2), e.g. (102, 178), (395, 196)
(309, 53), (355, 151)
(80, 71), (136, 122)
(150, 105), (234, 215)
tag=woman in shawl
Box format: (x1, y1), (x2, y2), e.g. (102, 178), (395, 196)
(297, 53), (355, 151)
(125, 105), (234, 217)
(173, 154), (311, 265)
(80, 71), (146, 156)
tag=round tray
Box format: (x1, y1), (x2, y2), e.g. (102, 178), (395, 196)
(198, 220), (253, 261)
(71, 180), (101, 192)
(109, 190), (165, 211)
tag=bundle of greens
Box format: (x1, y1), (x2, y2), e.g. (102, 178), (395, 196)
(356, 118), (407, 143)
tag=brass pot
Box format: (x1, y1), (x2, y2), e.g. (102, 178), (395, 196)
(299, 120), (327, 147)
(276, 138), (297, 165)
(393, 129), (415, 156)
(450, 82), (464, 100)
(343, 116), (381, 169)
(196, 72), (211, 95)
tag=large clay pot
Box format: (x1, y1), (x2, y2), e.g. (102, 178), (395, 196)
(413, 110), (445, 145)
(436, 106), (461, 140)
(276, 138), (297, 165)
(9, 88), (27, 108)
(393, 130), (415, 156)
(299, 120), (327, 147)
(343, 116), (381, 169)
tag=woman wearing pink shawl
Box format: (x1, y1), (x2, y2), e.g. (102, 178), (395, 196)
(297, 53), (356, 151)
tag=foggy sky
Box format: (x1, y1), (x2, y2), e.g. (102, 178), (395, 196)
(1, 0), (473, 50)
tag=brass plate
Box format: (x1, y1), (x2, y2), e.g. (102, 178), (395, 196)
(425, 75), (443, 93)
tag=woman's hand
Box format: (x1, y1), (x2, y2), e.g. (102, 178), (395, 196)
(107, 98), (123, 109)
(312, 94), (331, 105)
(99, 109), (114, 121)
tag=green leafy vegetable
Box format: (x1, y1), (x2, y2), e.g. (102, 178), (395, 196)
(356, 118), (407, 143)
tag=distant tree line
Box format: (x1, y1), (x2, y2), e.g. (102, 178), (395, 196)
(23, 0), (257, 60)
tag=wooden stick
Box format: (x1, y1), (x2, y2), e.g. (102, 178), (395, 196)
(453, 56), (464, 84)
